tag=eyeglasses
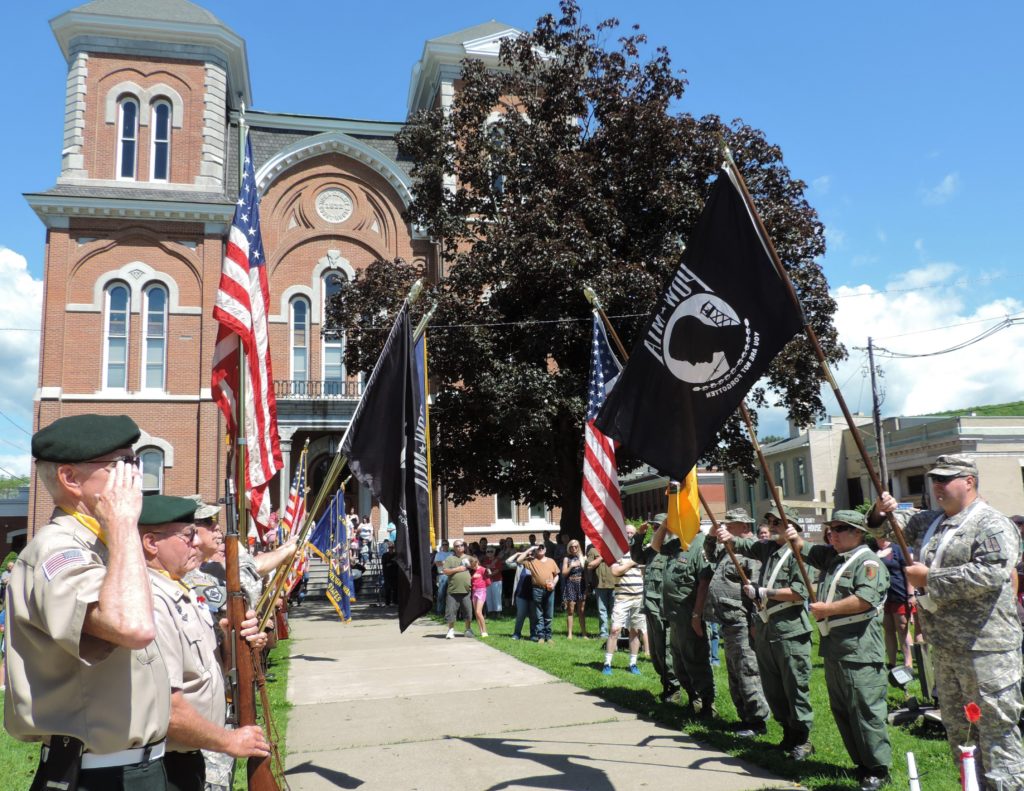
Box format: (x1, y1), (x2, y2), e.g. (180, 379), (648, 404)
(157, 527), (199, 544)
(83, 454), (141, 469)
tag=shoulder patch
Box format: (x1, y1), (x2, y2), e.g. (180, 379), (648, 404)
(863, 560), (879, 566)
(865, 565), (877, 579)
(42, 548), (88, 580)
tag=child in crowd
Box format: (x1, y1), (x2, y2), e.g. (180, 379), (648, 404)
(468, 555), (490, 637)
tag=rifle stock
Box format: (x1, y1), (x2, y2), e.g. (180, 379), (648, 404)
(224, 478), (279, 790)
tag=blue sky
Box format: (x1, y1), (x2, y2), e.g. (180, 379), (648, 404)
(1, 1), (1023, 475)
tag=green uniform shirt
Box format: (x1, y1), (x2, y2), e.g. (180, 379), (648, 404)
(732, 536), (811, 641)
(802, 542), (889, 663)
(642, 549), (670, 618)
(662, 533), (711, 618)
(443, 553), (472, 595)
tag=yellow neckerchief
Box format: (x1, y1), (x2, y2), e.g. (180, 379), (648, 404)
(152, 568), (193, 596)
(60, 506), (107, 546)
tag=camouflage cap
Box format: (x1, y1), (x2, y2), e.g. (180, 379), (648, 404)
(722, 507), (755, 524)
(185, 494), (221, 521)
(927, 454), (977, 478)
(824, 509), (868, 532)
(139, 495), (197, 527)
(763, 505), (802, 527)
(32, 414), (140, 462)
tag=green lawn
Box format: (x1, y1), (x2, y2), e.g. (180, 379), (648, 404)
(0, 638), (291, 789)
(466, 607), (960, 791)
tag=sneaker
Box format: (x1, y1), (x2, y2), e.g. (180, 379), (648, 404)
(445, 629), (455, 640)
(601, 664), (612, 675)
(860, 776), (887, 791)
(481, 632), (489, 638)
(628, 664), (641, 675)
(789, 743), (815, 761)
(511, 634), (521, 640)
(464, 629), (474, 638)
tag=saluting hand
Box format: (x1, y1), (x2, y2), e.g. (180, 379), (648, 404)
(91, 458), (143, 538)
(225, 724), (271, 758)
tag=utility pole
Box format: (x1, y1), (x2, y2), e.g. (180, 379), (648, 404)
(867, 337), (889, 496)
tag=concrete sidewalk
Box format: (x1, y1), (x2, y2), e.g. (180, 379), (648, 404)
(283, 601), (796, 791)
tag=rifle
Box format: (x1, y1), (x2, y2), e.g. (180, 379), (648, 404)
(224, 472), (280, 790)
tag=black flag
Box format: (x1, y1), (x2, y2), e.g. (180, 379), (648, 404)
(341, 302), (432, 631)
(595, 169), (804, 480)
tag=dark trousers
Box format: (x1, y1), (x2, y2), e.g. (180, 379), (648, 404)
(164, 750), (204, 791)
(645, 611), (678, 696)
(532, 587), (555, 639)
(32, 755), (168, 791)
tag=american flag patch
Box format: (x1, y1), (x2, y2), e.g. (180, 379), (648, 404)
(42, 549), (88, 580)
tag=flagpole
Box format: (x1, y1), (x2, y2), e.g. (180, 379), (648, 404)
(225, 103), (280, 791)
(583, 286), (629, 360)
(738, 402), (816, 600)
(696, 489), (751, 587)
(719, 146), (914, 564)
(254, 281), (429, 628)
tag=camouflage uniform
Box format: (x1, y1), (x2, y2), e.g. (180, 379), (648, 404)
(801, 517), (891, 784)
(874, 499), (1024, 790)
(731, 535), (813, 749)
(704, 539), (768, 727)
(662, 532), (715, 711)
(642, 546), (679, 699)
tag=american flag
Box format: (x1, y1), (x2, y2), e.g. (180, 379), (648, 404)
(581, 314), (628, 564)
(212, 133), (282, 533)
(281, 453), (308, 594)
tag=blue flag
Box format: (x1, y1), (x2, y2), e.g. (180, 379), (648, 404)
(308, 489), (345, 562)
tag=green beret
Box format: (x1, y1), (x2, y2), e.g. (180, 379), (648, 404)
(824, 509), (868, 532)
(139, 495), (197, 527)
(32, 414), (140, 462)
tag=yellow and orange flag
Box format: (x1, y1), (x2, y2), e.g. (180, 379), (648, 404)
(666, 467), (701, 548)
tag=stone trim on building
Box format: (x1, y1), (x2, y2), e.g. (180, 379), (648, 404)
(62, 51), (89, 178)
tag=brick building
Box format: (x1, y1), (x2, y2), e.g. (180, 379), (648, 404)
(26, 0), (565, 541)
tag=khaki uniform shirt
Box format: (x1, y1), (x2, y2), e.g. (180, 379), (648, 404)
(150, 570), (225, 753)
(4, 510), (170, 753)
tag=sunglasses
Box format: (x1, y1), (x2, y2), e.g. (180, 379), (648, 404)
(828, 523), (855, 534)
(929, 474), (964, 484)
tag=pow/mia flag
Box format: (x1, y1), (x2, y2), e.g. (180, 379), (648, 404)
(595, 168), (803, 480)
(341, 301), (433, 632)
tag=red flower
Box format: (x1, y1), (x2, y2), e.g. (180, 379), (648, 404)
(964, 702), (982, 723)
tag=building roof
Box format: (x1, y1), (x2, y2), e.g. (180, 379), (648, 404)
(63, 0), (225, 26)
(425, 20), (519, 46)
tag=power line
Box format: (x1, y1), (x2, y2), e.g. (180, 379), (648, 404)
(871, 316), (1024, 359)
(0, 409), (31, 437)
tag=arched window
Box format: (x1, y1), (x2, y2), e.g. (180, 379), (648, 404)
(139, 448), (164, 496)
(104, 283), (130, 389)
(290, 297), (309, 387)
(142, 284), (167, 390)
(322, 274), (345, 395)
(117, 97), (139, 180)
(150, 100), (172, 181)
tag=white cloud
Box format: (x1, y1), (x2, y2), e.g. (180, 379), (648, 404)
(812, 175), (830, 194)
(922, 172), (959, 205)
(0, 247), (42, 476)
(827, 263), (1024, 421)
